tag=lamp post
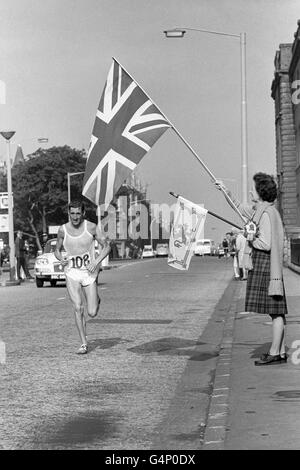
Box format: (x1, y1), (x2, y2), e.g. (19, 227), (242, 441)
(163, 27), (248, 204)
(0, 131), (17, 283)
(67, 171), (85, 205)
(0, 134), (48, 283)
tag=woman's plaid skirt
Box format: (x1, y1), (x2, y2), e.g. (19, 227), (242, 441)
(245, 248), (288, 316)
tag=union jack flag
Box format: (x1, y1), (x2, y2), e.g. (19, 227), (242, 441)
(82, 59), (171, 207)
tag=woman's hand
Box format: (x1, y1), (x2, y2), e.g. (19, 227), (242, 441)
(214, 180), (231, 197)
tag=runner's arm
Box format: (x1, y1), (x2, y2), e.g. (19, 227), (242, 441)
(54, 227), (67, 263)
(87, 223), (111, 273)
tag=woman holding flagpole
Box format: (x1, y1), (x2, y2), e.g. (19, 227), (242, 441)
(216, 173), (288, 366)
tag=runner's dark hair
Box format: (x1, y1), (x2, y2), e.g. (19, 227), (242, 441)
(68, 199), (85, 212)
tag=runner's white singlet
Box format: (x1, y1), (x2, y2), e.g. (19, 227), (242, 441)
(63, 220), (97, 286)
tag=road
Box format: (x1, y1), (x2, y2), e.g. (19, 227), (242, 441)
(0, 256), (234, 450)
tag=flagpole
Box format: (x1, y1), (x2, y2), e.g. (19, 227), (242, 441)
(169, 192), (242, 230)
(96, 205), (109, 268)
(112, 57), (246, 224)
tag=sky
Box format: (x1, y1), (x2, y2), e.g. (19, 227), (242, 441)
(1, 0), (300, 243)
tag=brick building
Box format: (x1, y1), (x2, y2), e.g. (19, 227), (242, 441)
(271, 20), (300, 270)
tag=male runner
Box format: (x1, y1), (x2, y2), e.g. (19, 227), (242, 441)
(55, 200), (111, 355)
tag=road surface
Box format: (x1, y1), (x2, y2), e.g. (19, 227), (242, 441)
(0, 256), (234, 450)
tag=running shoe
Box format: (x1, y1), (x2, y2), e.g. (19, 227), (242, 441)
(76, 344), (88, 355)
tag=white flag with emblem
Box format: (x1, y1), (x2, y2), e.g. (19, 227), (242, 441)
(168, 196), (207, 271)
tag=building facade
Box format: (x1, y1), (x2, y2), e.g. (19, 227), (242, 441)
(112, 181), (150, 259)
(271, 20), (300, 270)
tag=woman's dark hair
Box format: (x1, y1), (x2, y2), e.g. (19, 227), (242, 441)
(253, 172), (277, 202)
(68, 199), (85, 212)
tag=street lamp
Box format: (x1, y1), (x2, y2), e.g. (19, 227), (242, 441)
(0, 134), (48, 283)
(163, 27), (248, 204)
(0, 131), (17, 283)
(67, 171), (85, 205)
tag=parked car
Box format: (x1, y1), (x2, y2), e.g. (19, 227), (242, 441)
(34, 238), (66, 287)
(155, 243), (169, 257)
(194, 239), (213, 256)
(142, 245), (155, 258)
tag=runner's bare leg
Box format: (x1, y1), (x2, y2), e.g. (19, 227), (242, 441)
(66, 277), (87, 345)
(83, 281), (101, 318)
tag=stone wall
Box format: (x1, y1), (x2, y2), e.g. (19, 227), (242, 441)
(272, 42), (299, 266)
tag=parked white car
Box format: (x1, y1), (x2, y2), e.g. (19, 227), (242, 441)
(34, 239), (66, 287)
(142, 245), (155, 258)
(194, 239), (213, 256)
(155, 243), (169, 257)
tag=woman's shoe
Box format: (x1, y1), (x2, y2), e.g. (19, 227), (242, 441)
(254, 354), (282, 366)
(260, 352), (287, 363)
(279, 353), (288, 363)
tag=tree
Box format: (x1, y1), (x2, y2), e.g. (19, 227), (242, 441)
(11, 145), (92, 249)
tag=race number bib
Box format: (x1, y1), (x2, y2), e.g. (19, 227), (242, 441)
(69, 252), (91, 269)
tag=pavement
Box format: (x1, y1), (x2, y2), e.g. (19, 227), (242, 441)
(202, 265), (300, 450)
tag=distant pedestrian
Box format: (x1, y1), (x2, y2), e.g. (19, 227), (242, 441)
(231, 229), (240, 279)
(0, 249), (3, 276)
(41, 233), (49, 252)
(216, 173), (288, 366)
(24, 239), (32, 278)
(222, 238), (229, 257)
(236, 230), (248, 280)
(15, 231), (33, 281)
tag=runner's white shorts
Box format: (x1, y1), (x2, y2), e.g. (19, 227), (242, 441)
(65, 267), (97, 287)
